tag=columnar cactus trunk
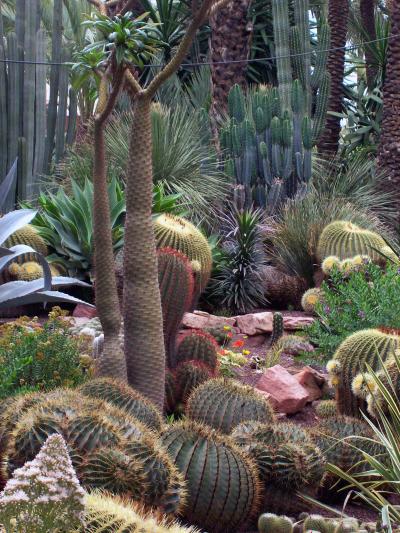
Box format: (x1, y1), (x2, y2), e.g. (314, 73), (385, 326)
(360, 0), (377, 89)
(318, 0), (349, 154)
(377, 0), (400, 218)
(209, 0), (252, 119)
(123, 94), (166, 409)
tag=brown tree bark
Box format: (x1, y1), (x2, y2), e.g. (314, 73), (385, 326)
(377, 0), (400, 214)
(360, 0), (377, 89)
(318, 0), (350, 155)
(209, 0), (252, 120)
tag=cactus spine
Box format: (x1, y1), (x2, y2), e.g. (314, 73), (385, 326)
(271, 312), (284, 345)
(326, 329), (400, 417)
(301, 288), (324, 315)
(186, 378), (276, 434)
(158, 248), (194, 367)
(160, 421), (262, 533)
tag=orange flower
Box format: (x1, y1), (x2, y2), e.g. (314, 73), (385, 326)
(232, 340), (244, 348)
(226, 332), (233, 339)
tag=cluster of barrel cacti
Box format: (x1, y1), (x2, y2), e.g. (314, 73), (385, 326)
(0, 0), (76, 209)
(258, 512), (383, 532)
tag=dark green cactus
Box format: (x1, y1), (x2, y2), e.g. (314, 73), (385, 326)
(78, 378), (163, 431)
(186, 378), (276, 434)
(175, 360), (213, 403)
(315, 399), (337, 419)
(175, 330), (218, 371)
(271, 312), (284, 346)
(160, 420), (262, 533)
(326, 329), (400, 417)
(164, 370), (177, 414)
(317, 221), (397, 264)
(154, 214), (212, 300)
(158, 247), (194, 368)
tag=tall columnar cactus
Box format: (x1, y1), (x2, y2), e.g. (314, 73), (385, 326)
(1, 389), (184, 514)
(158, 248), (194, 367)
(175, 330), (219, 371)
(154, 214), (212, 301)
(78, 378), (163, 431)
(186, 378), (276, 433)
(271, 312), (284, 346)
(160, 421), (262, 533)
(326, 329), (400, 417)
(0, 1), (76, 208)
(317, 221), (398, 264)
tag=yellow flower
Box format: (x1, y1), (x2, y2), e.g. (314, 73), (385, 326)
(242, 349), (251, 356)
(223, 325), (231, 331)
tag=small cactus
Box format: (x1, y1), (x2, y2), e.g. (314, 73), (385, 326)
(5, 225), (48, 257)
(186, 378), (276, 434)
(258, 513), (293, 533)
(174, 360), (213, 403)
(271, 312), (284, 345)
(321, 255), (341, 276)
(175, 330), (218, 371)
(301, 288), (324, 315)
(315, 399), (337, 419)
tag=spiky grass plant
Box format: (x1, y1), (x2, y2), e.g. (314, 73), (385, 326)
(209, 206), (267, 314)
(0, 434), (85, 533)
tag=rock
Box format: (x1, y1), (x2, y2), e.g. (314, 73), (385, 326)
(73, 304), (97, 319)
(295, 366), (326, 402)
(255, 365), (309, 414)
(235, 312), (273, 335)
(182, 311), (236, 330)
(283, 314), (315, 330)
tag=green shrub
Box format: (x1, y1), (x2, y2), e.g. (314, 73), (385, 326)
(305, 262), (400, 361)
(0, 309), (91, 398)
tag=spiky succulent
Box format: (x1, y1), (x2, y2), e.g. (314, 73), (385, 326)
(160, 420), (262, 533)
(174, 360), (213, 403)
(154, 213), (212, 300)
(271, 312), (284, 345)
(83, 491), (200, 533)
(258, 513), (293, 533)
(301, 287), (324, 315)
(5, 225), (48, 257)
(326, 329), (400, 417)
(360, 357), (400, 417)
(315, 400), (337, 419)
(186, 378), (276, 434)
(175, 330), (218, 371)
(78, 378), (163, 430)
(321, 255), (341, 276)
(317, 221), (397, 264)
(158, 247), (194, 367)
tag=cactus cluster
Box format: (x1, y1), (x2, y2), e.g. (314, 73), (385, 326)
(301, 287), (324, 314)
(160, 420), (262, 533)
(186, 378), (276, 434)
(258, 513), (383, 533)
(0, 386), (184, 514)
(317, 221), (397, 264)
(326, 329), (400, 417)
(321, 254), (372, 276)
(82, 491), (200, 533)
(158, 247), (194, 367)
(175, 329), (219, 371)
(154, 213), (212, 298)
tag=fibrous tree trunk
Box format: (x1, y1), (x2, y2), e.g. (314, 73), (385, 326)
(318, 0), (349, 155)
(209, 0), (252, 120)
(360, 0), (377, 89)
(123, 94), (166, 408)
(377, 0), (400, 215)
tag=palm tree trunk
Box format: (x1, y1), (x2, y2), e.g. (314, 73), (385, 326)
(209, 0), (252, 120)
(360, 0), (377, 89)
(377, 0), (400, 215)
(318, 0), (349, 155)
(93, 120), (127, 380)
(123, 94), (165, 409)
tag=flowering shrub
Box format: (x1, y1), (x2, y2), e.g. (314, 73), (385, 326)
(216, 326), (250, 376)
(305, 262), (400, 360)
(0, 307), (92, 398)
(0, 434), (85, 533)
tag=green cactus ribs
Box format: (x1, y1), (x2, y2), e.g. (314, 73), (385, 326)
(186, 378), (276, 434)
(175, 329), (218, 371)
(158, 247), (194, 368)
(317, 220), (398, 264)
(154, 213), (212, 301)
(271, 312), (284, 345)
(326, 329), (400, 417)
(160, 420), (262, 533)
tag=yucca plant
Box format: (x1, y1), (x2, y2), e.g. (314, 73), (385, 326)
(209, 206), (266, 314)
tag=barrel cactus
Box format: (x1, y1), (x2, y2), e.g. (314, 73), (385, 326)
(316, 221), (397, 264)
(301, 288), (324, 315)
(258, 513), (293, 533)
(175, 330), (218, 371)
(358, 357), (400, 417)
(5, 225), (48, 257)
(321, 255), (341, 276)
(302, 515), (341, 533)
(160, 420), (262, 533)
(154, 213), (212, 299)
(186, 378), (276, 433)
(175, 360), (213, 403)
(82, 491), (200, 533)
(158, 247), (194, 367)
(78, 378), (162, 431)
(315, 399), (337, 419)
(326, 329), (400, 417)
